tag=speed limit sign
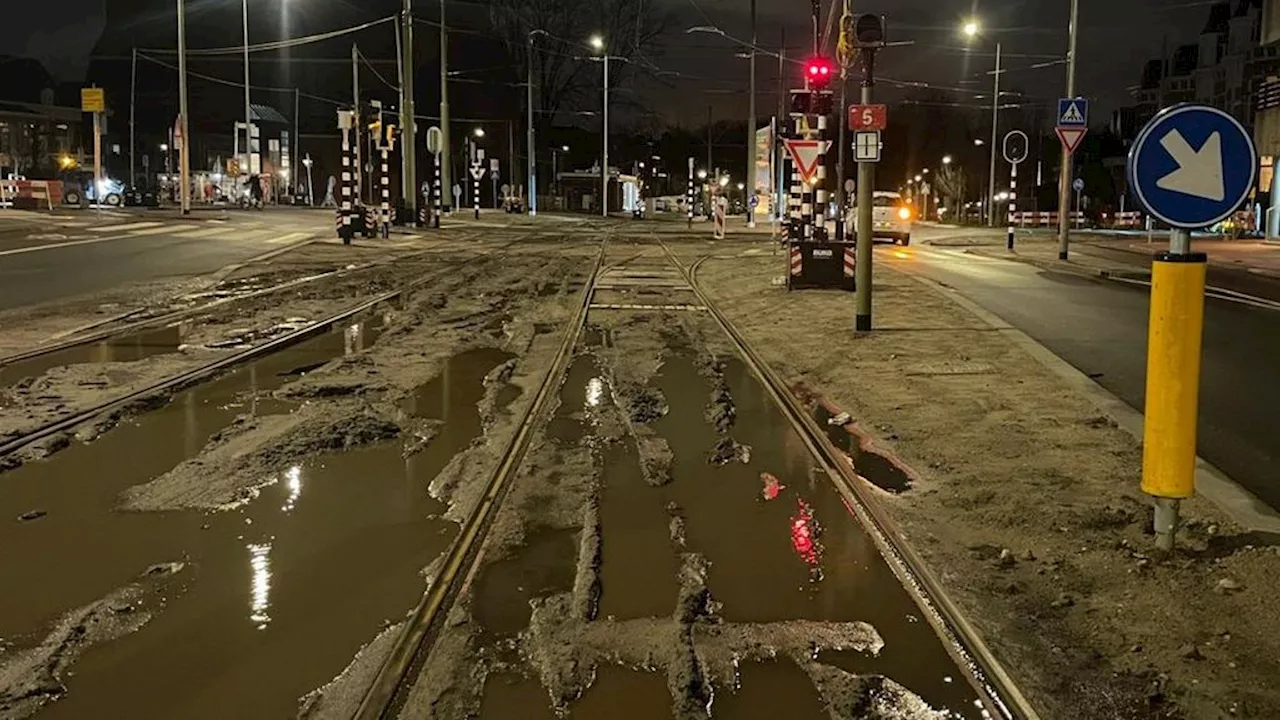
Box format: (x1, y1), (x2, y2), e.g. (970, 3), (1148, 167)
(848, 104), (887, 131)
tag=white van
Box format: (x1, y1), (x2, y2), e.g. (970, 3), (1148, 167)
(847, 191), (913, 246)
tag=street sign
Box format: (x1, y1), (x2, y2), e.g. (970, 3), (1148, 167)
(490, 158), (500, 174)
(1127, 103), (1257, 229)
(173, 117), (184, 151)
(848, 104), (887, 131)
(782, 139), (829, 185)
(1057, 98), (1088, 127)
(854, 131), (881, 162)
(501, 183), (511, 196)
(1055, 126), (1087, 155)
(749, 194), (759, 208)
(469, 166), (486, 181)
(1003, 130), (1029, 165)
(81, 88), (105, 113)
(425, 126), (443, 155)
(1073, 178), (1085, 192)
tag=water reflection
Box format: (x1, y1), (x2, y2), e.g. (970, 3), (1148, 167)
(344, 322), (364, 355)
(586, 377), (604, 408)
(248, 542), (273, 628)
(789, 498), (824, 583)
(281, 466), (303, 513)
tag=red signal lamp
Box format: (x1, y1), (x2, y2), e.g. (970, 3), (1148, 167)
(805, 57), (834, 89)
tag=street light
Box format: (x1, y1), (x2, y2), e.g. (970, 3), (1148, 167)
(914, 174), (922, 182)
(590, 34), (608, 217)
(527, 28), (549, 216)
(942, 155), (953, 165)
(697, 169), (708, 180)
(473, 127), (485, 138)
(962, 18), (1002, 228)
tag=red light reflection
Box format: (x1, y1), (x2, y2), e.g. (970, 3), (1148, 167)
(790, 498), (824, 577)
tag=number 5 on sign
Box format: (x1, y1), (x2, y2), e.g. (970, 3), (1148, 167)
(849, 104), (887, 131)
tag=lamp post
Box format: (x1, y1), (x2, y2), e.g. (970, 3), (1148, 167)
(242, 0), (253, 180)
(590, 34), (608, 217)
(963, 20), (1002, 228)
(527, 29), (547, 216)
(302, 154), (314, 206)
(175, 0), (190, 213)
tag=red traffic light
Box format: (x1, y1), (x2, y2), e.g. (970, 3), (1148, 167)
(805, 57), (834, 88)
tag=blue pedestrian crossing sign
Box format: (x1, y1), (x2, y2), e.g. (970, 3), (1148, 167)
(1127, 103), (1256, 229)
(1058, 98), (1088, 127)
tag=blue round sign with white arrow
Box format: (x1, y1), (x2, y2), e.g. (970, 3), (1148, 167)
(1127, 103), (1256, 229)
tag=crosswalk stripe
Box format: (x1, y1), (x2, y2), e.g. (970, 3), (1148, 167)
(176, 226), (240, 239)
(126, 224), (198, 237)
(87, 222), (163, 233)
(265, 232), (313, 245)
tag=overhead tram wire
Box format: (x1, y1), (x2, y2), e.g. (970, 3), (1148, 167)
(357, 47), (400, 92)
(137, 52), (348, 108)
(140, 15), (396, 56)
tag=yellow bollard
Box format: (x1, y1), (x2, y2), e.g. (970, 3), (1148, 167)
(1141, 245), (1206, 550)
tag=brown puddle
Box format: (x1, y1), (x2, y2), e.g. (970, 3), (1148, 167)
(546, 354), (606, 444)
(814, 406), (912, 494)
(597, 440), (681, 620)
(471, 527), (579, 636)
(402, 347), (515, 421)
(0, 323), (186, 389)
(646, 356), (983, 718)
(0, 315), (515, 719)
(571, 665), (671, 719)
(712, 660), (826, 719)
(478, 673), (558, 720)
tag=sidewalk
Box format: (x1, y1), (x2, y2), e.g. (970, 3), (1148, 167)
(1081, 236), (1280, 280)
(696, 252), (1280, 719)
(963, 240), (1152, 281)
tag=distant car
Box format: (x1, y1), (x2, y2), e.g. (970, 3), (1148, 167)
(848, 190), (912, 246)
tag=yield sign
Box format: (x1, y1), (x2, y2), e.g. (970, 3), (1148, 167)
(783, 139), (830, 185)
(469, 166), (486, 181)
(1055, 126), (1087, 155)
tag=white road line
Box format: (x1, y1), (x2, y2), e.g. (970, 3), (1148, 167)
(0, 235), (145, 257)
(265, 232), (313, 245)
(124, 224), (198, 237)
(86, 221), (163, 233)
(176, 226), (240, 239)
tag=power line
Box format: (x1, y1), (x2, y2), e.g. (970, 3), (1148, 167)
(357, 47), (400, 92)
(137, 53), (346, 108)
(141, 16), (396, 56)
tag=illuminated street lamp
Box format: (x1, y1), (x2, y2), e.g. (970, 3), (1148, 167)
(473, 127), (486, 138)
(942, 155), (953, 165)
(914, 174), (922, 182)
(697, 169), (708, 180)
(963, 17), (1002, 227)
(590, 34), (609, 217)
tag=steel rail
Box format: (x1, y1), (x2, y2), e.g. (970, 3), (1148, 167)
(667, 241), (1041, 720)
(352, 240), (608, 720)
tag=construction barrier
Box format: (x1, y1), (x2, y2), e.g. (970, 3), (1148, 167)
(0, 180), (62, 210)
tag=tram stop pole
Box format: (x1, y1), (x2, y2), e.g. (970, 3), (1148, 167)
(1141, 227), (1206, 551)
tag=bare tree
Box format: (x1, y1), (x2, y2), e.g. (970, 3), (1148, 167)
(488, 0), (674, 126)
(933, 163), (966, 222)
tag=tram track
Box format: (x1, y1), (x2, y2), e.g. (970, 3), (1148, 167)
(352, 231), (1038, 719)
(0, 230), (540, 468)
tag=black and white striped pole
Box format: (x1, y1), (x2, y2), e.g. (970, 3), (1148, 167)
(337, 110), (355, 244)
(686, 157), (694, 229)
(379, 127), (393, 239)
(1002, 130), (1029, 251)
(426, 126), (443, 229)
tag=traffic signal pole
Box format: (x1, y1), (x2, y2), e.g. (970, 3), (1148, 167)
(746, 0), (757, 228)
(854, 47), (876, 332)
(400, 0), (418, 225)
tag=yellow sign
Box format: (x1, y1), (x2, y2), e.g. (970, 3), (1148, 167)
(81, 88), (105, 113)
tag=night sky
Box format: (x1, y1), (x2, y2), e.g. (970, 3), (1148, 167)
(7, 0), (1214, 125)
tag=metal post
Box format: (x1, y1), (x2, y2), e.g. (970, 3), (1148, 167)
(293, 88), (299, 198)
(854, 53), (876, 332)
(601, 55), (609, 217)
(1058, 0), (1080, 259)
(439, 0), (452, 213)
(242, 0), (252, 178)
(305, 154), (314, 206)
(507, 119), (514, 207)
(129, 48), (136, 187)
(687, 156), (695, 228)
(352, 43), (362, 209)
(776, 30), (786, 227)
(400, 0), (417, 225)
(528, 31), (538, 216)
(706, 105), (713, 218)
(836, 67), (847, 240)
(176, 4), (190, 214)
(380, 143), (390, 238)
(1008, 162), (1017, 250)
(987, 42), (1001, 228)
(93, 111), (102, 216)
(746, 0), (757, 228)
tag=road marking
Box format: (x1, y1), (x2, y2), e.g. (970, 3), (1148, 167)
(86, 221), (163, 233)
(0, 235), (147, 257)
(124, 224), (198, 237)
(265, 232), (313, 245)
(176, 226), (241, 239)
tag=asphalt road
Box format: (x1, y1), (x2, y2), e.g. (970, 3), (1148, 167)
(890, 226), (1280, 512)
(0, 210), (326, 310)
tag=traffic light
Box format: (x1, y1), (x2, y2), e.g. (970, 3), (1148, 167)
(805, 57), (835, 90)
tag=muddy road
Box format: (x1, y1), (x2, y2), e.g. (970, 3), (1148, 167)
(1, 229), (1008, 719)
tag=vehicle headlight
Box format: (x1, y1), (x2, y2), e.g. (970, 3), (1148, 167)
(898, 207), (912, 220)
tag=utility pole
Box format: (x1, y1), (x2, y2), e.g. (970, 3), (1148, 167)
(528, 31), (542, 215)
(746, 0), (757, 228)
(176, 3), (190, 214)
(242, 0), (252, 179)
(706, 105), (713, 216)
(293, 88), (299, 195)
(836, 1), (853, 241)
(777, 29), (786, 226)
(400, 0), (418, 224)
(602, 54), (609, 217)
(440, 0), (452, 213)
(130, 48), (137, 187)
(987, 42), (1001, 228)
(1057, 0), (1080, 259)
